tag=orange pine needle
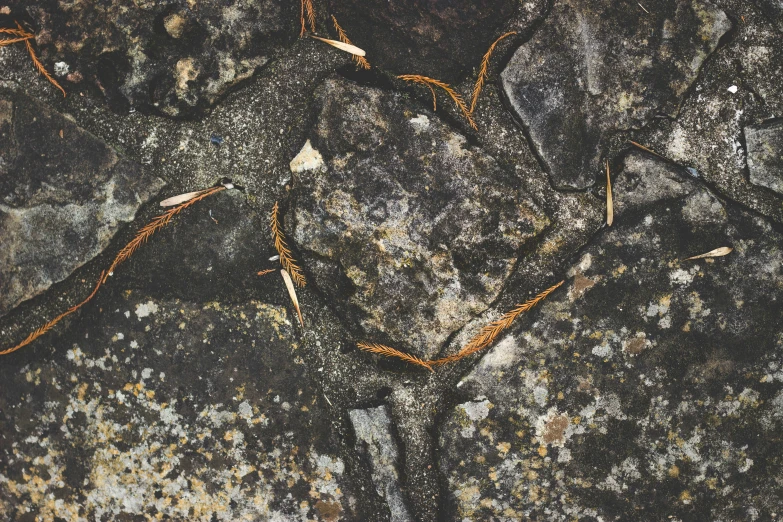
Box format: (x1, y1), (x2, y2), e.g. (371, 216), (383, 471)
(331, 16), (370, 69)
(104, 186), (226, 283)
(300, 0), (316, 36)
(628, 140), (666, 159)
(15, 22), (66, 97)
(271, 201), (306, 287)
(429, 280), (565, 366)
(357, 342), (434, 372)
(0, 36), (33, 47)
(398, 74), (477, 130)
(257, 269), (275, 276)
(470, 31), (516, 114)
(0, 27), (34, 38)
(0, 271), (105, 356)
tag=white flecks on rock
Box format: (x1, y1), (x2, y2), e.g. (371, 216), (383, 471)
(134, 301), (159, 319)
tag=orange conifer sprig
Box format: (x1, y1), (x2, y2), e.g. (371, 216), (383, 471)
(398, 74), (477, 130)
(13, 22), (66, 97)
(270, 201), (306, 287)
(0, 272), (105, 356)
(430, 280), (564, 366)
(300, 0), (316, 36)
(331, 16), (369, 69)
(470, 31), (516, 114)
(104, 185), (227, 282)
(357, 342), (434, 372)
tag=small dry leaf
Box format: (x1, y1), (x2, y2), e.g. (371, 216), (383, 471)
(160, 191), (203, 207)
(606, 160), (613, 227)
(281, 269), (304, 327)
(309, 35), (366, 57)
(684, 247), (733, 261)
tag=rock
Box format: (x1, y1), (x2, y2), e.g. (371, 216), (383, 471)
(326, 0), (535, 82)
(0, 291), (381, 520)
(438, 151), (783, 520)
(757, 0), (783, 32)
(9, 0), (297, 117)
(635, 0), (783, 223)
(500, 0), (731, 189)
(0, 91), (164, 317)
(745, 119), (783, 195)
(291, 78), (549, 359)
(349, 406), (412, 522)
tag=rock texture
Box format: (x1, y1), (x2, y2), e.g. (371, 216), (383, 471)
(7, 0), (296, 117)
(291, 78), (549, 359)
(745, 119), (783, 195)
(0, 91), (163, 317)
(501, 0), (731, 189)
(349, 406), (412, 522)
(439, 152), (783, 520)
(0, 292), (380, 520)
(326, 0), (530, 82)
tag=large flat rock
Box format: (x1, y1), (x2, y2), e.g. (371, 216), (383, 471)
(291, 78), (550, 359)
(438, 151), (783, 520)
(0, 292), (380, 520)
(501, 0), (731, 189)
(0, 91), (163, 317)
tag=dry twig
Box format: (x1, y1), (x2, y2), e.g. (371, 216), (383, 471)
(357, 342), (434, 372)
(398, 74), (477, 130)
(257, 269), (275, 276)
(271, 201), (306, 287)
(331, 15), (370, 69)
(470, 31), (516, 114)
(429, 280), (565, 366)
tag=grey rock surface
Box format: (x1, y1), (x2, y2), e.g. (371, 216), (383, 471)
(0, 290), (381, 520)
(439, 152), (783, 520)
(0, 91), (164, 317)
(291, 78), (549, 359)
(746, 119), (783, 195)
(349, 406), (412, 522)
(501, 0), (731, 189)
(757, 0), (783, 32)
(6, 0), (296, 117)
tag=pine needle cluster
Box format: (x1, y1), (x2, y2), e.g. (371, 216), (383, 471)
(398, 74), (477, 130)
(331, 16), (370, 69)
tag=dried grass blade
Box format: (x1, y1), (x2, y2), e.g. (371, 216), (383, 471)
(309, 35), (366, 57)
(684, 247), (733, 261)
(281, 269), (304, 327)
(271, 201), (307, 287)
(160, 191), (204, 207)
(357, 342), (434, 372)
(398, 74), (477, 130)
(0, 271), (105, 356)
(470, 31), (516, 114)
(430, 280), (565, 366)
(606, 160), (613, 227)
